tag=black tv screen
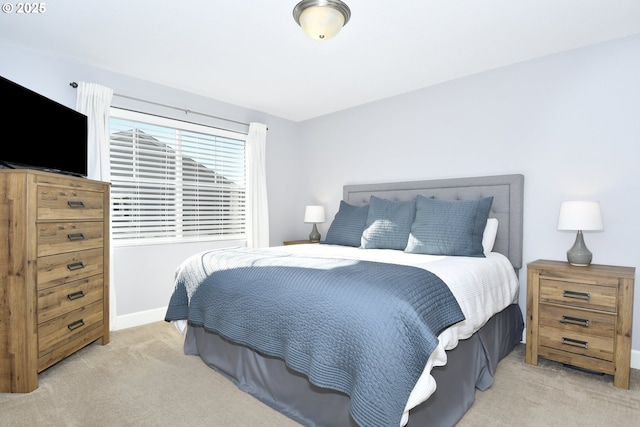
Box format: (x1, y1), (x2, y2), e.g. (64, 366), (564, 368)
(1, 75), (88, 177)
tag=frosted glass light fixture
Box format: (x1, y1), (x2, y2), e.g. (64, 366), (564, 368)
(304, 205), (325, 242)
(293, 0), (351, 40)
(557, 201), (604, 266)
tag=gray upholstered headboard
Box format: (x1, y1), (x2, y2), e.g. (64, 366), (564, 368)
(343, 174), (524, 272)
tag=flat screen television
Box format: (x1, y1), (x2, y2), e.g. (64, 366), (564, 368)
(1, 75), (88, 177)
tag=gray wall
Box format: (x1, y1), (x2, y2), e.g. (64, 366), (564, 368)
(296, 34), (640, 354)
(1, 34), (639, 356)
(0, 41), (303, 326)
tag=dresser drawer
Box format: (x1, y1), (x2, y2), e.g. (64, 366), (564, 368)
(539, 303), (615, 339)
(37, 221), (104, 257)
(37, 300), (104, 359)
(37, 275), (104, 324)
(539, 278), (617, 312)
(37, 185), (104, 221)
(37, 248), (104, 290)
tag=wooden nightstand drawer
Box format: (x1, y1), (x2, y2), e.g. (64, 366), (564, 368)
(539, 303), (615, 339)
(37, 221), (104, 257)
(37, 299), (104, 359)
(37, 275), (104, 323)
(539, 278), (617, 312)
(538, 324), (614, 362)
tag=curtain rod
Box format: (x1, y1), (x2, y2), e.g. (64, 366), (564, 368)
(70, 82), (251, 128)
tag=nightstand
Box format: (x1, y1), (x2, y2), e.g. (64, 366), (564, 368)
(283, 240), (319, 245)
(526, 259), (635, 389)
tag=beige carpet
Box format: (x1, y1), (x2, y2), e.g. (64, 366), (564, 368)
(1, 321), (638, 426)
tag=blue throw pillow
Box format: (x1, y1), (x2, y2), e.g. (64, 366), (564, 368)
(405, 195), (493, 257)
(324, 201), (370, 247)
(361, 196), (416, 250)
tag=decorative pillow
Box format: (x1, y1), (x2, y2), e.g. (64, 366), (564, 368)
(361, 196), (416, 250)
(405, 195), (494, 257)
(323, 201), (370, 247)
(482, 218), (499, 255)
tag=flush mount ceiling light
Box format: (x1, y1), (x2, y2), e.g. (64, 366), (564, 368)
(293, 0), (351, 41)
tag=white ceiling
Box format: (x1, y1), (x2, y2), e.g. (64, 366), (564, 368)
(1, 1), (640, 122)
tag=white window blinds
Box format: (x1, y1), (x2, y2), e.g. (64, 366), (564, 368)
(109, 108), (247, 243)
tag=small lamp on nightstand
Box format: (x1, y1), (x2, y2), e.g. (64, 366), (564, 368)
(557, 201), (604, 266)
(304, 205), (325, 242)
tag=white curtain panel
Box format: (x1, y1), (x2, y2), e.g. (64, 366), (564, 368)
(245, 122), (270, 248)
(75, 82), (113, 182)
(75, 82), (116, 330)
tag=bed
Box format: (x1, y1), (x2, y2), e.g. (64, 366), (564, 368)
(165, 174), (525, 427)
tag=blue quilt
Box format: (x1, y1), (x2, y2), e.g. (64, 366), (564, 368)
(165, 248), (465, 427)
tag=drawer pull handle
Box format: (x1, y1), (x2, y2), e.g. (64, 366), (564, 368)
(67, 200), (85, 209)
(562, 290), (590, 301)
(67, 233), (85, 241)
(67, 262), (85, 271)
(67, 319), (85, 331)
(67, 290), (85, 300)
(561, 316), (589, 327)
(561, 337), (589, 349)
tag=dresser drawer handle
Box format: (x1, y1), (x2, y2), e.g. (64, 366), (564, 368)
(67, 233), (85, 241)
(561, 337), (589, 349)
(67, 290), (85, 300)
(67, 200), (85, 209)
(562, 290), (590, 301)
(561, 316), (590, 327)
(67, 319), (85, 331)
(67, 262), (85, 271)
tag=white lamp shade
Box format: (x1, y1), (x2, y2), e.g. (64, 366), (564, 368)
(557, 201), (603, 231)
(304, 205), (325, 223)
(299, 5), (345, 40)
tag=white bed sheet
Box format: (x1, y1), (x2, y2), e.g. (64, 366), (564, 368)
(270, 244), (520, 426)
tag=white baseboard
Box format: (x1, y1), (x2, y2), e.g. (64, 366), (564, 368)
(113, 307), (167, 331)
(631, 349), (640, 370)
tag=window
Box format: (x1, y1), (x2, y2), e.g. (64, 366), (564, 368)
(109, 108), (247, 244)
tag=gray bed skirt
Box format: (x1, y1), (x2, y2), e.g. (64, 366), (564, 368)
(184, 303), (524, 427)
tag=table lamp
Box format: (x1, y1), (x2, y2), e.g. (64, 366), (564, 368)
(304, 205), (325, 242)
(557, 201), (603, 266)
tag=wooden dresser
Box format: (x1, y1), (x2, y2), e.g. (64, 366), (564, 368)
(0, 170), (110, 393)
(526, 259), (635, 389)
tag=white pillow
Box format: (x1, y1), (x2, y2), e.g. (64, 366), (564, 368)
(482, 218), (499, 255)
